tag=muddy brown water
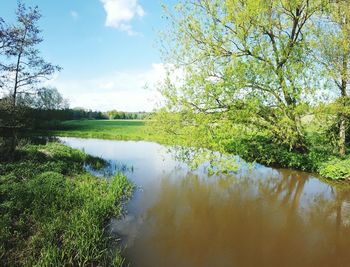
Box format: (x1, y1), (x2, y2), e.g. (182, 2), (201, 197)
(60, 137), (350, 267)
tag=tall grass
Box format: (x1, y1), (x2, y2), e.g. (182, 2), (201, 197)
(0, 142), (133, 266)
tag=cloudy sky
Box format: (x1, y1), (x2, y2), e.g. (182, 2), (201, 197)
(1, 0), (175, 111)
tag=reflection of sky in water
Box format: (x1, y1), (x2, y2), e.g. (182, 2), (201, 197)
(59, 137), (350, 267)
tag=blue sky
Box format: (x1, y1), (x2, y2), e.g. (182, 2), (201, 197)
(1, 0), (174, 111)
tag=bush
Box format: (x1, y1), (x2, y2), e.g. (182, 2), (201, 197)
(319, 157), (350, 180)
(226, 135), (322, 171)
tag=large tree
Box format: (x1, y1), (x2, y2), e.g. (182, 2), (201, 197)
(158, 0), (325, 152)
(0, 2), (61, 156)
(0, 3), (61, 109)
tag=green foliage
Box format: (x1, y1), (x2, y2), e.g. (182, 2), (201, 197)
(158, 0), (327, 152)
(18, 87), (69, 110)
(106, 110), (149, 120)
(148, 0), (350, 180)
(149, 110), (340, 176)
(0, 143), (133, 266)
(311, 100), (350, 152)
(226, 134), (332, 171)
(319, 157), (350, 180)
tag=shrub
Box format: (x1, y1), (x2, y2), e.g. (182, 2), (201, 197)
(319, 157), (350, 180)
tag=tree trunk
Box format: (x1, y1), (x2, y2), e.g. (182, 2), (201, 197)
(339, 116), (347, 155)
(12, 49), (22, 109)
(12, 27), (27, 109)
(339, 55), (348, 155)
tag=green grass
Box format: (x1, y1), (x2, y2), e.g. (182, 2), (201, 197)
(0, 142), (133, 266)
(48, 120), (156, 141)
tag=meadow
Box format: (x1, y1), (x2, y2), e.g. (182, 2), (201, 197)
(49, 120), (154, 141)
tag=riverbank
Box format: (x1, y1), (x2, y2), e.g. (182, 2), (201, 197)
(0, 142), (133, 266)
(45, 120), (350, 181)
(49, 137), (350, 266)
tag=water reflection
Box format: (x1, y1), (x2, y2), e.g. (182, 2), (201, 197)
(60, 137), (350, 267)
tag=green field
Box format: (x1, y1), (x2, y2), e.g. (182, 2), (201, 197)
(50, 120), (156, 141)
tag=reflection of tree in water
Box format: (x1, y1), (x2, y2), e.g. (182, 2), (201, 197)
(128, 170), (350, 267)
(167, 146), (241, 173)
(330, 186), (350, 265)
(265, 170), (307, 210)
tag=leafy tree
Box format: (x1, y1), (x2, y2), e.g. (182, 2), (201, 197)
(158, 0), (325, 152)
(35, 87), (69, 110)
(15, 87), (68, 110)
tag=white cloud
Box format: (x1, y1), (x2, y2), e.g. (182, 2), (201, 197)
(70, 10), (79, 20)
(48, 63), (175, 112)
(100, 0), (145, 35)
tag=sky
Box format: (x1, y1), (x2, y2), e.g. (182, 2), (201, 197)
(0, 0), (175, 112)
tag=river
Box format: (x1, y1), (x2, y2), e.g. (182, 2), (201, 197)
(60, 137), (350, 267)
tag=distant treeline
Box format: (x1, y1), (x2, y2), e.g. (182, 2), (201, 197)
(52, 108), (150, 121)
(30, 108), (150, 125)
(105, 110), (149, 120)
(0, 107), (151, 135)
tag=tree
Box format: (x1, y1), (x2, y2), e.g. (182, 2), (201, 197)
(0, 3), (61, 110)
(0, 2), (61, 156)
(158, 0), (325, 152)
(35, 87), (69, 110)
(314, 0), (350, 154)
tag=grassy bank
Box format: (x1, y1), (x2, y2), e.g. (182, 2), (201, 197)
(0, 142), (133, 266)
(224, 133), (350, 180)
(48, 120), (156, 141)
(148, 113), (350, 181)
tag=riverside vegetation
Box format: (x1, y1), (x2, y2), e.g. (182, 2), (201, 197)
(0, 4), (136, 266)
(2, 1), (350, 183)
(1, 1), (350, 265)
(148, 0), (350, 181)
(48, 118), (350, 181)
(0, 142), (133, 266)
